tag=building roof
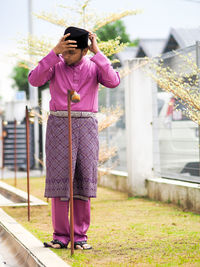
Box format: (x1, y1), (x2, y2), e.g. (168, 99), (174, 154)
(115, 26), (200, 63)
(117, 46), (138, 62)
(162, 27), (200, 53)
(136, 39), (166, 57)
(114, 46), (138, 67)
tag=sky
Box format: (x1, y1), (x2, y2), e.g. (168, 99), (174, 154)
(0, 0), (199, 102)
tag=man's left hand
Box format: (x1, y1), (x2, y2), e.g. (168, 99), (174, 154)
(88, 32), (100, 54)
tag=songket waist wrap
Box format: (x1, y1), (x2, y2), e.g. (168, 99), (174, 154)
(44, 114), (99, 199)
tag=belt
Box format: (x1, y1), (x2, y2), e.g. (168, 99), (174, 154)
(50, 110), (96, 118)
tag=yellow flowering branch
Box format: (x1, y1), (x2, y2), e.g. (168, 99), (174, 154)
(98, 37), (128, 57)
(98, 106), (123, 132)
(93, 9), (142, 31)
(33, 12), (69, 27)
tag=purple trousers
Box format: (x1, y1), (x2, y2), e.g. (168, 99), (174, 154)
(52, 197), (90, 246)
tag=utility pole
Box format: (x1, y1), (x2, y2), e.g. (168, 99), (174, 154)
(28, 0), (38, 107)
(28, 0), (39, 169)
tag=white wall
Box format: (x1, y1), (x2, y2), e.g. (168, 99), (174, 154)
(4, 100), (28, 122)
(125, 58), (154, 196)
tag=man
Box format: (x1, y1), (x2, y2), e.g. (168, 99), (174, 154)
(28, 26), (120, 250)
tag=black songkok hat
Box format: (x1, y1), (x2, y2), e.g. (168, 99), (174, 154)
(64, 26), (89, 49)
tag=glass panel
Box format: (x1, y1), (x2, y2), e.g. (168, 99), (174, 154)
(154, 44), (200, 182)
(98, 78), (127, 171)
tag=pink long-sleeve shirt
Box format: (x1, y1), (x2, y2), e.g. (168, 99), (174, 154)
(28, 50), (120, 112)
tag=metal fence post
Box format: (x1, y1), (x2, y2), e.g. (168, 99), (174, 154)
(26, 106), (31, 221)
(14, 119), (17, 187)
(196, 41), (200, 177)
(1, 120), (4, 179)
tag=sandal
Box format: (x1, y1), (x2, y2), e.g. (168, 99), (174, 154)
(74, 241), (92, 250)
(43, 239), (68, 249)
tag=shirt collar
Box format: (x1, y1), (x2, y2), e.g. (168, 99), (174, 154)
(73, 56), (85, 67)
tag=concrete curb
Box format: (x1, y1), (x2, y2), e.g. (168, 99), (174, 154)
(147, 177), (200, 213)
(0, 209), (70, 267)
(0, 181), (48, 207)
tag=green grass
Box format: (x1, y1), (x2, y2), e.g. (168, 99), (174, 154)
(2, 177), (200, 266)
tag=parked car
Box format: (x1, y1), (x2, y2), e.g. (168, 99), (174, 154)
(157, 92), (199, 176)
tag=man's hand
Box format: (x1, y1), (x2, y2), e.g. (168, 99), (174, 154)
(88, 32), (100, 54)
(53, 33), (77, 55)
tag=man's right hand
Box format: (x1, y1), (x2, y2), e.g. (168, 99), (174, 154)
(53, 33), (77, 55)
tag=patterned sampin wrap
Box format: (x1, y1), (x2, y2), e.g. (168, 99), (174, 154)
(45, 114), (99, 199)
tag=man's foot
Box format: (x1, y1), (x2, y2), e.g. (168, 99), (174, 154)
(74, 241), (92, 250)
(43, 240), (68, 249)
